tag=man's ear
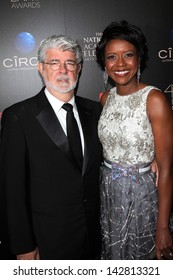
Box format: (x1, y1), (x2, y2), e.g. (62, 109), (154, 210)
(38, 62), (43, 74)
(77, 63), (82, 74)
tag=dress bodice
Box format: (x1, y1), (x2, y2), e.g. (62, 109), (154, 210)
(98, 86), (157, 164)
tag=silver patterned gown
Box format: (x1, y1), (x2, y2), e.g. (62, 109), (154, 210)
(98, 86), (158, 260)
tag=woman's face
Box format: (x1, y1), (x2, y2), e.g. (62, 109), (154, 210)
(104, 39), (140, 86)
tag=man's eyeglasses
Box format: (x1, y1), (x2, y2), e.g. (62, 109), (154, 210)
(42, 61), (78, 71)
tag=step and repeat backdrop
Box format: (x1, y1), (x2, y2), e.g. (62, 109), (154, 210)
(0, 0), (173, 259)
(0, 0), (173, 115)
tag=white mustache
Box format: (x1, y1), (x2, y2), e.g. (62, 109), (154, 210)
(57, 75), (69, 81)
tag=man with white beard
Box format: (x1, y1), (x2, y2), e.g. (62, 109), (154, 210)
(0, 35), (102, 260)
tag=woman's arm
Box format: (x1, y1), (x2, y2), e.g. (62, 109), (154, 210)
(147, 89), (173, 259)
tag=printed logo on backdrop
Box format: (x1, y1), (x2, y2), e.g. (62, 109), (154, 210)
(10, 0), (40, 9)
(158, 47), (173, 62)
(158, 28), (173, 63)
(3, 32), (37, 71)
(81, 33), (102, 62)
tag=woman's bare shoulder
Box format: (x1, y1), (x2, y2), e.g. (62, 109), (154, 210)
(100, 90), (110, 106)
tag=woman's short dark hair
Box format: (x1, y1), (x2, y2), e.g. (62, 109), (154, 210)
(96, 20), (148, 71)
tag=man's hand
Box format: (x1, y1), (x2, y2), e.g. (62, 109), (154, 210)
(17, 248), (40, 260)
(150, 160), (159, 187)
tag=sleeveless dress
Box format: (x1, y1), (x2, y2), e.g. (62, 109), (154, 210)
(98, 85), (159, 260)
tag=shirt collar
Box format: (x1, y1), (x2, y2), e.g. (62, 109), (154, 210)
(44, 88), (76, 113)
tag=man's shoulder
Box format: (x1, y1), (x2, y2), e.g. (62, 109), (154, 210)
(2, 88), (44, 116)
(76, 95), (101, 109)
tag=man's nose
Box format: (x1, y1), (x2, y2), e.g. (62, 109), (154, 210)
(59, 63), (68, 73)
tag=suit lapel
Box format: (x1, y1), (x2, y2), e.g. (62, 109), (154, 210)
(76, 97), (94, 175)
(35, 90), (76, 166)
(35, 90), (98, 173)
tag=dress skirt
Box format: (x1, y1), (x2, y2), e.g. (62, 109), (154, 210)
(100, 161), (158, 260)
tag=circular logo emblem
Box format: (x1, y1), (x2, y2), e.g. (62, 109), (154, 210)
(15, 32), (36, 53)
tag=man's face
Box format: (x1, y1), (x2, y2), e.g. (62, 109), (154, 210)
(38, 48), (81, 97)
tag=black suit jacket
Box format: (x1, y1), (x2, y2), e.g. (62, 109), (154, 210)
(0, 88), (103, 259)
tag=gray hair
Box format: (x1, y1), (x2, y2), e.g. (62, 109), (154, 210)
(38, 35), (83, 64)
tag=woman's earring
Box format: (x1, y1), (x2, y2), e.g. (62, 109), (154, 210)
(103, 69), (108, 89)
(137, 66), (141, 82)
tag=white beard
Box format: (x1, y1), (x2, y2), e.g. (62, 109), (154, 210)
(44, 74), (78, 94)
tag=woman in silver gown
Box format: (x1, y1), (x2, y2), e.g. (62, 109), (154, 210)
(96, 20), (173, 260)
